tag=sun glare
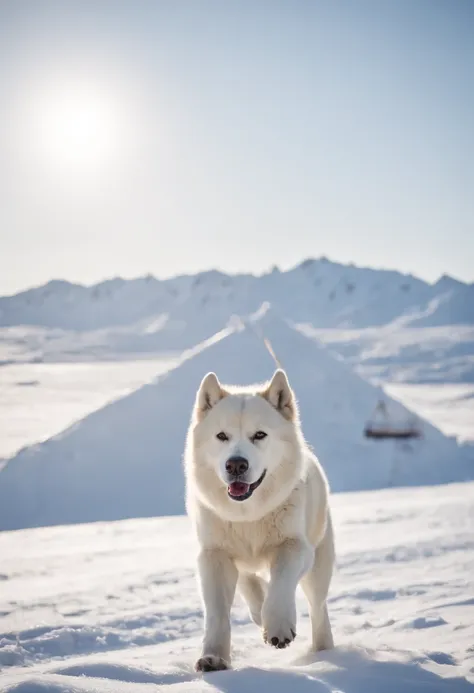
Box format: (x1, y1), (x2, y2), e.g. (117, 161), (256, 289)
(22, 79), (125, 177)
(39, 87), (117, 169)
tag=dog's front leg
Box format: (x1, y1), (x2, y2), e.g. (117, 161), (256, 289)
(195, 548), (237, 672)
(262, 538), (313, 649)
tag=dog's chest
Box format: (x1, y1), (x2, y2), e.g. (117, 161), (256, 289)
(221, 515), (287, 569)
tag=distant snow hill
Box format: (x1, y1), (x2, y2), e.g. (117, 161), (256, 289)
(0, 313), (472, 531)
(0, 259), (472, 336)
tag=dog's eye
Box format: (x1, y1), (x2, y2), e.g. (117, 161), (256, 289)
(216, 431), (229, 442)
(252, 430), (267, 441)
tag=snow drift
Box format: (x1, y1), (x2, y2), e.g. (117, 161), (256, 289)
(0, 314), (472, 531)
(1, 482), (474, 691)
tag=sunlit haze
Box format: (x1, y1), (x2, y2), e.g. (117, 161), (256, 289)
(28, 81), (121, 174)
(0, 0), (473, 294)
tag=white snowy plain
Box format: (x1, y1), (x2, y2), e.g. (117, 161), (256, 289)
(0, 359), (176, 459)
(1, 482), (473, 693)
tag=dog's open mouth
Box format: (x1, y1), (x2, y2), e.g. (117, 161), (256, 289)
(227, 470), (266, 502)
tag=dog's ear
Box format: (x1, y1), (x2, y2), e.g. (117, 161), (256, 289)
(195, 372), (226, 420)
(261, 369), (296, 421)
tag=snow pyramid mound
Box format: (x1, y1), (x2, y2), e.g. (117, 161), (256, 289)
(0, 313), (472, 530)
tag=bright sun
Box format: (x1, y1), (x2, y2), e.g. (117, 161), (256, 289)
(27, 81), (122, 176)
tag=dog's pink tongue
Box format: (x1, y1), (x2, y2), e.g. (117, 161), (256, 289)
(228, 481), (250, 497)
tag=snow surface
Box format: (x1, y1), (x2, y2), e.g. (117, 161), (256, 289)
(406, 282), (474, 328)
(2, 260), (472, 410)
(0, 314), (472, 531)
(1, 262), (473, 691)
(297, 324), (474, 385)
(1, 482), (473, 692)
(385, 384), (474, 445)
(297, 323), (474, 439)
(0, 359), (176, 458)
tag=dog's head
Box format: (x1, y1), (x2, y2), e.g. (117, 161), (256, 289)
(186, 370), (304, 520)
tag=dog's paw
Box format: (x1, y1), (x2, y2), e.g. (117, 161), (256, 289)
(262, 598), (297, 649)
(263, 626), (296, 649)
(195, 655), (230, 672)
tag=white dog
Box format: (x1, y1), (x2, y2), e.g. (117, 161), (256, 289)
(185, 369), (334, 672)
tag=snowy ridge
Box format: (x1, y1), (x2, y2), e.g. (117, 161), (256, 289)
(1, 482), (473, 691)
(0, 313), (472, 531)
(1, 259), (472, 334)
(301, 324), (474, 385)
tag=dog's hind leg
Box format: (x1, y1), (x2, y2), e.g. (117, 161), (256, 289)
(238, 573), (267, 626)
(300, 519), (335, 651)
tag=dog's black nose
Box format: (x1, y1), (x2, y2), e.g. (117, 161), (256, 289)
(225, 456), (249, 477)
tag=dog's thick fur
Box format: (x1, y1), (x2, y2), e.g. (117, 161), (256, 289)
(185, 369), (334, 672)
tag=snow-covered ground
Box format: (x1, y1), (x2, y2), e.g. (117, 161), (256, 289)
(0, 326), (473, 462)
(1, 482), (473, 692)
(385, 384), (474, 444)
(1, 315), (472, 532)
(1, 323), (473, 463)
(0, 359), (176, 458)
(297, 323), (474, 442)
(1, 262), (473, 690)
(298, 324), (474, 385)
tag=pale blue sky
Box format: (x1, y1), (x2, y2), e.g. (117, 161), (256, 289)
(0, 0), (473, 294)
